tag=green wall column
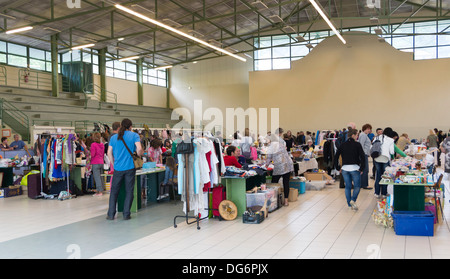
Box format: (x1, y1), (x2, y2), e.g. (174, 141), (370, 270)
(50, 34), (59, 97)
(98, 48), (107, 102)
(137, 58), (143, 106)
(166, 69), (170, 109)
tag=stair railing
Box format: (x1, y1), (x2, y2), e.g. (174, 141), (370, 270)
(83, 83), (118, 111)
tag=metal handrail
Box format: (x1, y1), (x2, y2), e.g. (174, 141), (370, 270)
(83, 83), (118, 111)
(0, 98), (30, 141)
(18, 68), (52, 90)
(0, 65), (6, 86)
(32, 120), (74, 127)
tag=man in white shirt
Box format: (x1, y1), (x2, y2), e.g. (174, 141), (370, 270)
(373, 128), (395, 199)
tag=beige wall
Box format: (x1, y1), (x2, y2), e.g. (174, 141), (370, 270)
(93, 74), (167, 108)
(169, 55), (253, 129)
(249, 31), (450, 140)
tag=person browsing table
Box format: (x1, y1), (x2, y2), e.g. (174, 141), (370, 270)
(106, 118), (143, 220)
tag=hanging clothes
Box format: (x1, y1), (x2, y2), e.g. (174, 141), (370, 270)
(177, 137), (223, 216)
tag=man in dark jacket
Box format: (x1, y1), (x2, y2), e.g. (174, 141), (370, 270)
(334, 129), (366, 210)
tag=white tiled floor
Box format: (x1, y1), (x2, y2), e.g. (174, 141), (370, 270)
(2, 171), (450, 259)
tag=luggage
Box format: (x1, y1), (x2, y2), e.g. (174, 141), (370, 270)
(27, 173), (47, 199)
(212, 185), (226, 217)
(267, 185), (283, 209)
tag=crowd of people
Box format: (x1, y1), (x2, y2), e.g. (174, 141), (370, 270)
(223, 123), (450, 212)
(4, 118), (449, 219)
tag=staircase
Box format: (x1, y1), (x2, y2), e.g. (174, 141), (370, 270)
(0, 85), (183, 142)
(0, 98), (30, 142)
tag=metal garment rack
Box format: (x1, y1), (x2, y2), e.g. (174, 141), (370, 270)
(173, 152), (207, 230)
(37, 133), (71, 197)
(173, 137), (224, 230)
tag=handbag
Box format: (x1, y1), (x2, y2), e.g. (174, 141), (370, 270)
(176, 141), (194, 154)
(120, 138), (143, 170)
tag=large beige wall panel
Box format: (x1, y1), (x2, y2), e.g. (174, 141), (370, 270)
(143, 84), (167, 108)
(249, 32), (450, 139)
(169, 55), (252, 126)
(106, 76), (138, 106)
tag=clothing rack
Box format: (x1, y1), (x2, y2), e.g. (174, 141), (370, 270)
(173, 136), (224, 229)
(37, 133), (73, 198)
(173, 152), (207, 230)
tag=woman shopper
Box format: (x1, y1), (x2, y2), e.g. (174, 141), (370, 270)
(107, 118), (143, 220)
(440, 135), (450, 186)
(373, 127), (395, 199)
(148, 138), (163, 164)
(265, 128), (294, 206)
(427, 129), (439, 165)
(334, 129), (366, 210)
(90, 132), (105, 196)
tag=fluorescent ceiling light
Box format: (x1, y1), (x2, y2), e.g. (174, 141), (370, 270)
(6, 26), (33, 34)
(115, 4), (246, 62)
(250, 1), (269, 10)
(71, 43), (95, 50)
(295, 35), (306, 42)
(43, 27), (61, 33)
(282, 25), (296, 33)
(118, 56), (140, 62)
(370, 17), (379, 24)
(155, 65), (173, 70)
(162, 18), (183, 28)
(308, 0), (346, 44)
(268, 15), (284, 23)
(118, 37), (125, 41)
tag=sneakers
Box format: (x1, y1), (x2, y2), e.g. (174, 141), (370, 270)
(349, 200), (358, 211)
(93, 192), (103, 197)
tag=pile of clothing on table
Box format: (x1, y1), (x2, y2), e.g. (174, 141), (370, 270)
(224, 165), (267, 178)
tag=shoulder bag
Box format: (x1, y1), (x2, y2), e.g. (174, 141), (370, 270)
(120, 138), (143, 170)
(176, 140), (194, 154)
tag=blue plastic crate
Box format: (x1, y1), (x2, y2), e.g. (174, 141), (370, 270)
(289, 180), (305, 194)
(392, 211), (435, 236)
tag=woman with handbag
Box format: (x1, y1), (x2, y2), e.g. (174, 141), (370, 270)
(106, 118), (143, 220)
(265, 128), (294, 206)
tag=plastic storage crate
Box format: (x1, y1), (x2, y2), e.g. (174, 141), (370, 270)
(392, 211), (435, 236)
(289, 180), (305, 194)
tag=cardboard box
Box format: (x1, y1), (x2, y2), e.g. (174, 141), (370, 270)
(0, 186), (23, 198)
(288, 188), (298, 202)
(304, 171), (333, 181)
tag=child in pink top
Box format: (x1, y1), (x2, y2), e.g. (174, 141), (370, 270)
(90, 132), (105, 196)
(148, 138), (162, 164)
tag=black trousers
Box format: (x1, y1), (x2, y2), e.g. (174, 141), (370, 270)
(272, 172), (291, 199)
(107, 168), (136, 218)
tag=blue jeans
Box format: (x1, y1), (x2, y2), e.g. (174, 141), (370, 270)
(360, 155), (369, 188)
(342, 170), (361, 206)
(92, 164), (104, 192)
(107, 168), (136, 218)
(374, 161), (390, 196)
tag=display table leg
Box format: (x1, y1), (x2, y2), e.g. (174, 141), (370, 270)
(393, 185), (425, 211)
(223, 178), (246, 217)
(118, 175), (141, 213)
(70, 167), (82, 191)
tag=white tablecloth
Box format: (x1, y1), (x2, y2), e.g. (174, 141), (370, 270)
(297, 158), (318, 174)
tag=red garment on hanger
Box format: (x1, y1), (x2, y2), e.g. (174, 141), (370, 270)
(203, 151), (212, 192)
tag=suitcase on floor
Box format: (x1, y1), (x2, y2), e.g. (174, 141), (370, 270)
(212, 184), (226, 218)
(27, 173), (47, 199)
